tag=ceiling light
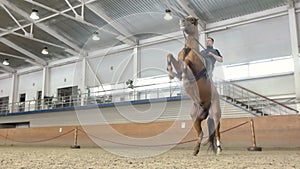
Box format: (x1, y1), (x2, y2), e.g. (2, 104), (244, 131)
(92, 32), (100, 41)
(164, 9), (173, 21)
(41, 47), (49, 55)
(30, 9), (39, 20)
(3, 59), (9, 66)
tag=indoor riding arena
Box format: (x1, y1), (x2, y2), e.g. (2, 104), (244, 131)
(0, 0), (299, 169)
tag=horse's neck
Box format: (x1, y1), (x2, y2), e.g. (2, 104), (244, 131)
(185, 32), (206, 70)
(186, 33), (199, 52)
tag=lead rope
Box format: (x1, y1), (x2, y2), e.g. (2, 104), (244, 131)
(193, 35), (206, 50)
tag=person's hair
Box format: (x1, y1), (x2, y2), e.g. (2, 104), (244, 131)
(207, 37), (214, 43)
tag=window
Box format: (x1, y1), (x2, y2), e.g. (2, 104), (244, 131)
(19, 93), (26, 112)
(223, 64), (249, 80)
(223, 56), (294, 80)
(36, 91), (42, 110)
(57, 86), (78, 107)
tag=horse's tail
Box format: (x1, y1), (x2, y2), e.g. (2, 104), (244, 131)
(207, 117), (217, 153)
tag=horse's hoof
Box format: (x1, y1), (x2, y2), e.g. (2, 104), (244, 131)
(176, 75), (182, 81)
(193, 147), (200, 156)
(217, 146), (222, 155)
(168, 75), (174, 80)
(168, 72), (175, 80)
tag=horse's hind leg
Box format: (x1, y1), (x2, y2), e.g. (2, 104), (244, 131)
(191, 104), (206, 156)
(211, 84), (222, 154)
(192, 119), (203, 156)
(216, 122), (222, 155)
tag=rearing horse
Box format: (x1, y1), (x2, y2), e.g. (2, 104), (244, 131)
(167, 16), (222, 156)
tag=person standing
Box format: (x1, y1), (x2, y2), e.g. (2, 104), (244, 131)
(200, 37), (223, 78)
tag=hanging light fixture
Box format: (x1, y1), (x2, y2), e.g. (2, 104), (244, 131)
(30, 9), (39, 20)
(92, 32), (100, 41)
(3, 59), (9, 66)
(41, 47), (49, 55)
(164, 9), (173, 20)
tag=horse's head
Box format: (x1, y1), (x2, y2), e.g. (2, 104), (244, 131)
(180, 16), (199, 35)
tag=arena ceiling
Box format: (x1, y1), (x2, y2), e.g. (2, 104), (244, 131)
(0, 0), (296, 74)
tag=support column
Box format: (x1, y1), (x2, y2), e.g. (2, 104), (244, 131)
(42, 66), (49, 109)
(133, 45), (141, 100)
(9, 73), (18, 112)
(133, 45), (141, 80)
(42, 66), (49, 98)
(288, 1), (300, 112)
(81, 57), (87, 106)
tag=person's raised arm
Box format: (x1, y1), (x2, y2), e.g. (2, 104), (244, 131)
(208, 52), (223, 63)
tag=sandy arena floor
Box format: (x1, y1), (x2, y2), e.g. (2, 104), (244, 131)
(0, 146), (299, 169)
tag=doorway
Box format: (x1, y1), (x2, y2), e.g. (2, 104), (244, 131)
(19, 93), (26, 112)
(37, 91), (42, 110)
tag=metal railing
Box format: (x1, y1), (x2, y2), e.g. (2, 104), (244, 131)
(0, 95), (83, 114)
(0, 78), (298, 116)
(0, 80), (185, 115)
(215, 80), (299, 116)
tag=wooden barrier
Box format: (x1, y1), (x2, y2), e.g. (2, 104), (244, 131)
(0, 115), (299, 149)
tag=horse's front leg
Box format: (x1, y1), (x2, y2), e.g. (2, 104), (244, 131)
(167, 54), (182, 80)
(182, 61), (194, 88)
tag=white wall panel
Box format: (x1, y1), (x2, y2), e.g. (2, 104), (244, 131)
(49, 63), (82, 96)
(18, 71), (43, 100)
(210, 15), (291, 65)
(140, 39), (184, 78)
(234, 74), (294, 97)
(0, 98), (254, 127)
(0, 78), (11, 98)
(0, 99), (193, 127)
(87, 50), (134, 85)
(296, 13), (300, 43)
